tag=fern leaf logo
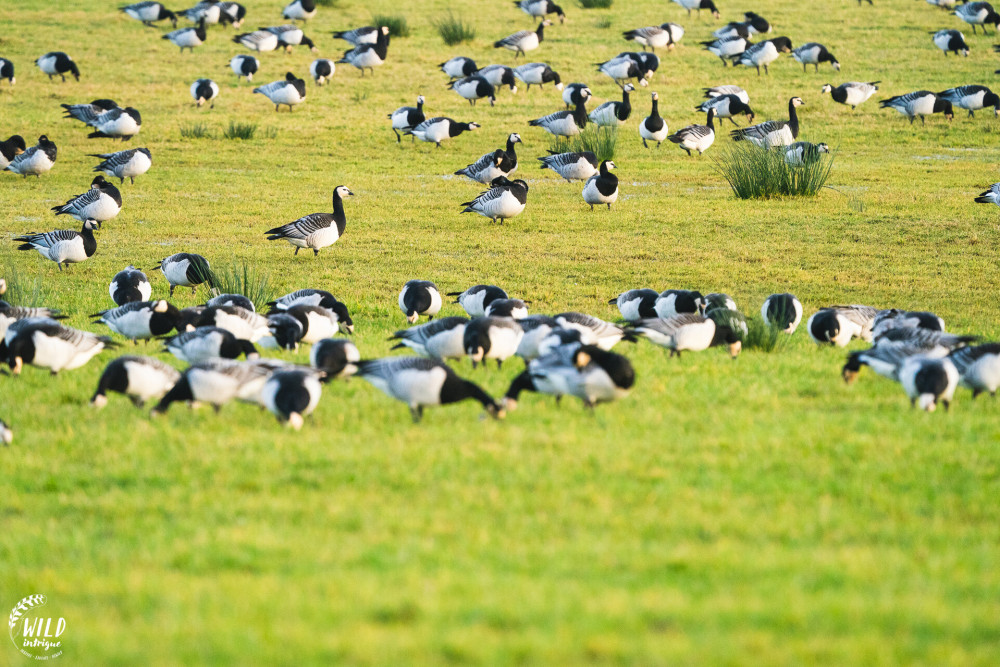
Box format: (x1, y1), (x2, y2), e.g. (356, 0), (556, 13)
(9, 594), (46, 632)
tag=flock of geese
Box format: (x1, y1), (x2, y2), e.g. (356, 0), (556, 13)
(1, 0), (999, 440)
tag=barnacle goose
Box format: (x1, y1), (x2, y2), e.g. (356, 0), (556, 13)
(761, 293), (803, 333)
(494, 20), (552, 58)
(311, 338), (360, 378)
(0, 58), (13, 86)
(640, 92), (668, 147)
(259, 313), (304, 350)
(356, 357), (504, 422)
(391, 317), (469, 359)
(654, 290), (704, 318)
(793, 43), (840, 72)
(900, 357), (959, 411)
(90, 148), (151, 184)
(949, 343), (1000, 397)
(151, 359), (272, 414)
(310, 59), (335, 85)
(807, 305), (877, 346)
(515, 0), (565, 22)
(51, 176), (122, 225)
(477, 65), (519, 94)
(0, 305), (65, 339)
(562, 82), (590, 108)
(504, 345), (635, 410)
(399, 280), (442, 323)
(974, 182), (1000, 206)
(192, 305), (269, 342)
(784, 141), (830, 166)
(623, 24), (682, 52)
(611, 289), (659, 322)
(93, 300), (181, 341)
(932, 29), (969, 55)
(121, 2), (178, 27)
(110, 266), (152, 305)
(624, 51), (660, 78)
(5, 320), (113, 375)
(179, 1), (223, 24)
(164, 19), (207, 52)
(871, 309), (945, 338)
(485, 298), (529, 319)
(389, 95), (425, 142)
(35, 52), (80, 81)
(265, 185), (352, 255)
(260, 369), (323, 428)
(207, 294), (254, 312)
(441, 56), (478, 80)
(332, 26), (382, 46)
(703, 84), (749, 101)
(954, 2), (1000, 33)
(704, 293), (737, 313)
(823, 81), (879, 109)
(702, 35), (752, 66)
(283, 0), (317, 22)
(62, 99), (118, 127)
(514, 62), (563, 91)
(163, 327), (258, 364)
(714, 12), (770, 38)
(219, 2), (247, 27)
(668, 108), (716, 155)
(284, 304), (353, 339)
(15, 221), (97, 270)
(338, 26), (389, 76)
(597, 55), (651, 88)
(582, 160), (618, 210)
(631, 315), (742, 358)
(455, 133), (522, 183)
(589, 83), (634, 126)
(529, 96), (590, 136)
(233, 29), (279, 52)
(731, 96), (804, 147)
(841, 343), (937, 384)
(461, 177), (529, 224)
(190, 78), (219, 108)
(538, 150), (598, 181)
(155, 253), (216, 296)
(464, 317), (524, 368)
(5, 135), (57, 177)
(879, 91), (954, 124)
(268, 289), (345, 312)
(673, 0), (720, 18)
(88, 107), (142, 141)
(449, 75), (497, 106)
(230, 54), (258, 82)
(735, 36), (793, 74)
(253, 72), (306, 111)
(91, 356), (181, 409)
(0, 420), (10, 446)
(938, 85), (1000, 117)
(407, 117), (480, 147)
(448, 285), (508, 317)
(514, 316), (569, 360)
(697, 94), (754, 126)
(264, 25), (318, 53)
(554, 312), (632, 350)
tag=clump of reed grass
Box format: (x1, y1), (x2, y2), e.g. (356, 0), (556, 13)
(712, 141), (834, 199)
(549, 125), (618, 162)
(434, 12), (475, 45)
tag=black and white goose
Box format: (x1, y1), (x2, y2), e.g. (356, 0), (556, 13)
(582, 160), (618, 210)
(562, 82), (590, 107)
(179, 1), (223, 24)
(155, 253), (215, 296)
(955, 1), (1000, 34)
(624, 24), (684, 52)
(192, 305), (269, 342)
(35, 52), (79, 81)
(448, 285), (508, 317)
(190, 78), (219, 108)
(793, 43), (840, 72)
(331, 26), (381, 45)
(714, 12), (771, 38)
(91, 356), (181, 409)
(233, 29), (279, 52)
(654, 290), (704, 318)
(871, 310), (945, 338)
(268, 289), (342, 312)
(949, 343), (1000, 397)
(440, 56), (478, 80)
(357, 357), (504, 422)
(631, 315), (742, 358)
(696, 94), (755, 126)
(464, 317), (524, 368)
(0, 58), (12, 86)
(673, 0), (720, 17)
(110, 266), (152, 305)
(207, 293), (255, 311)
(253, 72), (306, 111)
(283, 303), (352, 339)
(121, 2), (178, 27)
(0, 305), (65, 339)
(515, 0), (565, 22)
(841, 342), (939, 385)
(15, 221), (97, 271)
(761, 293), (803, 333)
(399, 280), (442, 323)
(538, 150), (598, 181)
(164, 19), (207, 52)
(219, 2), (247, 27)
(529, 95), (590, 136)
(230, 54), (258, 81)
(639, 92), (668, 147)
(163, 327), (258, 364)
(406, 117), (480, 147)
(807, 305), (877, 346)
(702, 36), (751, 65)
(263, 25), (318, 53)
(784, 141), (830, 166)
(505, 344), (635, 410)
(879, 90), (954, 124)
(514, 62), (563, 91)
(261, 369), (323, 428)
(668, 108), (717, 156)
(624, 51), (660, 78)
(389, 95), (425, 142)
(736, 37), (793, 75)
(151, 359), (272, 414)
(932, 29), (969, 55)
(704, 84), (748, 101)
(938, 85), (999, 117)
(900, 356), (959, 411)
(52, 176), (122, 225)
(5, 320), (112, 375)
(974, 182), (1000, 206)
(449, 75), (496, 106)
(90, 148), (152, 184)
(390, 317), (469, 359)
(310, 59), (335, 85)
(259, 313), (304, 350)
(0, 419), (10, 446)
(337, 26), (390, 76)
(485, 298), (529, 319)
(822, 81), (879, 109)
(515, 316), (571, 360)
(477, 65), (519, 94)
(554, 312), (632, 350)
(589, 83), (634, 126)
(0, 137), (24, 176)
(5, 135), (57, 177)
(611, 289), (659, 322)
(455, 132), (521, 183)
(597, 55), (651, 88)
(93, 300), (181, 341)
(494, 20), (552, 58)
(265, 185), (352, 255)
(88, 107), (142, 141)
(731, 96), (804, 146)
(311, 338), (360, 378)
(283, 0), (317, 22)
(461, 177), (529, 224)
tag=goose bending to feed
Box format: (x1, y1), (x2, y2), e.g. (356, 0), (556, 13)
(391, 317), (469, 359)
(338, 26), (389, 76)
(938, 85), (1000, 117)
(975, 183), (1000, 206)
(406, 117), (479, 147)
(463, 317), (524, 368)
(714, 12), (770, 38)
(654, 289), (704, 319)
(5, 135), (57, 177)
(807, 305), (877, 346)
(611, 289), (659, 322)
(261, 369), (323, 428)
(265, 185), (352, 255)
(441, 56), (478, 80)
(784, 141), (829, 166)
(268, 289), (344, 312)
(514, 62), (563, 91)
(900, 356), (959, 411)
(672, 0), (720, 18)
(639, 91), (668, 147)
(529, 96), (590, 136)
(151, 359), (272, 414)
(597, 55), (651, 88)
(253, 72), (306, 111)
(703, 84), (749, 101)
(52, 176), (122, 225)
(90, 148), (151, 184)
(282, 304), (352, 339)
(668, 108), (716, 155)
(283, 0), (318, 22)
(504, 345), (635, 410)
(309, 338), (360, 378)
(735, 37), (793, 75)
(163, 19), (207, 52)
(696, 93), (754, 125)
(485, 298), (528, 319)
(0, 58), (12, 86)
(233, 29), (280, 52)
(448, 285), (508, 317)
(110, 266), (152, 305)
(701, 36), (752, 65)
(91, 356), (181, 409)
(589, 83), (634, 127)
(191, 305), (269, 342)
(822, 81), (879, 110)
(230, 54), (258, 81)
(554, 312), (633, 350)
(623, 24), (682, 52)
(264, 25), (319, 54)
(494, 20), (552, 58)
(35, 52), (80, 81)
(793, 43), (840, 72)
(190, 78), (219, 108)
(311, 59), (335, 85)
(582, 160), (618, 210)
(15, 221), (97, 270)
(92, 300), (182, 342)
(62, 99), (118, 127)
(399, 280), (442, 323)
(155, 253), (215, 296)
(761, 293), (803, 333)
(461, 177), (529, 224)
(121, 2), (178, 27)
(456, 133), (522, 183)
(331, 26), (382, 45)
(515, 0), (565, 22)
(731, 96), (803, 147)
(932, 29), (969, 56)
(949, 343), (1000, 397)
(163, 327), (258, 364)
(389, 95), (425, 142)
(538, 150), (598, 181)
(562, 82), (590, 108)
(449, 75), (496, 106)
(879, 90), (954, 124)
(630, 314), (742, 358)
(477, 65), (519, 94)
(5, 320), (113, 375)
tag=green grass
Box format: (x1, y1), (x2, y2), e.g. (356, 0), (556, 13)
(205, 261), (276, 311)
(579, 0), (614, 8)
(550, 124), (618, 161)
(713, 141), (834, 199)
(179, 122), (212, 139)
(3, 0), (1000, 664)
(222, 120), (259, 140)
(372, 14), (411, 38)
(433, 12), (476, 46)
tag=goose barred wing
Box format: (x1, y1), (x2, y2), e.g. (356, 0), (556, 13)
(833, 305), (878, 327)
(55, 187), (102, 213)
(357, 356), (443, 380)
(462, 151), (497, 176)
(497, 30), (532, 47)
(15, 229), (80, 249)
(96, 301), (150, 318)
(399, 317), (468, 343)
(673, 124), (712, 141)
(530, 110), (570, 126)
(53, 323), (109, 349)
(0, 305), (61, 320)
(731, 119), (786, 140)
(254, 80), (285, 97)
(464, 185), (507, 208)
(949, 343), (1000, 373)
(266, 213), (334, 240)
(63, 104), (106, 126)
(91, 149), (137, 169)
(10, 146), (39, 168)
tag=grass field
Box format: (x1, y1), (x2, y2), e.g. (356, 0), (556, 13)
(3, 0), (1000, 663)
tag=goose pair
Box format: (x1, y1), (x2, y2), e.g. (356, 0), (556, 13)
(4, 135), (57, 177)
(461, 177), (529, 223)
(731, 96), (804, 147)
(52, 176), (122, 225)
(495, 20), (552, 58)
(253, 72), (306, 111)
(268, 291), (354, 334)
(265, 185), (353, 255)
(35, 52), (79, 81)
(455, 132), (522, 183)
(504, 345), (635, 410)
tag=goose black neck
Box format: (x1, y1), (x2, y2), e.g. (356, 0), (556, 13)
(650, 98), (660, 118)
(441, 374), (494, 408)
(787, 98), (799, 135)
(505, 137), (518, 157)
(536, 22), (546, 40)
(332, 191), (347, 231)
(505, 371), (535, 400)
(706, 110), (714, 129)
(573, 101), (588, 127)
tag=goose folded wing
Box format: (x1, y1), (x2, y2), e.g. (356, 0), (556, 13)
(19, 229), (80, 248)
(268, 213), (334, 239)
(499, 30), (532, 45)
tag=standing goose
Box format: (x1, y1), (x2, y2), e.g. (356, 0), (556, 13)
(5, 320), (112, 375)
(668, 108), (717, 155)
(88, 107), (142, 141)
(589, 83), (634, 126)
(449, 75), (497, 106)
(515, 0), (565, 22)
(448, 285), (508, 317)
(155, 253), (215, 296)
(793, 43), (840, 72)
(261, 369), (323, 428)
(91, 356), (181, 409)
(310, 338), (360, 378)
(823, 81), (879, 110)
(673, 0), (720, 17)
(562, 82), (590, 107)
(807, 305), (878, 346)
(389, 95), (425, 142)
(283, 0), (317, 22)
(974, 182), (1000, 206)
(623, 24), (682, 52)
(455, 132), (522, 183)
(253, 72), (306, 111)
(731, 96), (804, 146)
(654, 289), (704, 318)
(514, 62), (563, 91)
(0, 135), (24, 170)
(230, 54), (258, 81)
(464, 317), (524, 368)
(932, 29), (969, 55)
(310, 59), (335, 85)
(494, 20), (552, 58)
(399, 280), (442, 323)
(949, 343), (1000, 397)
(702, 35), (752, 65)
(582, 160), (618, 210)
(337, 26), (390, 76)
(62, 99), (119, 127)
(264, 25), (318, 53)
(92, 300), (182, 341)
(265, 185), (353, 255)
(163, 19), (207, 52)
(697, 94), (755, 126)
(554, 312), (632, 350)
(15, 221), (97, 271)
(954, 1), (1000, 34)
(51, 176), (122, 225)
(477, 65), (519, 94)
(761, 293), (803, 333)
(441, 56), (478, 80)
(938, 85), (1000, 117)
(90, 148), (152, 184)
(631, 315), (742, 358)
(0, 58), (13, 86)
(233, 29), (280, 52)
(538, 150), (598, 181)
(879, 91), (954, 124)
(597, 55), (651, 88)
(331, 26), (382, 45)
(5, 135), (57, 177)
(899, 356), (959, 411)
(529, 95), (590, 136)
(505, 345), (635, 410)
(406, 117), (480, 147)
(461, 177), (529, 224)
(391, 317), (469, 359)
(121, 2), (178, 27)
(35, 52), (80, 81)
(190, 78), (219, 108)
(640, 92), (668, 147)
(736, 37), (793, 74)
(611, 289), (659, 322)
(163, 327), (258, 364)
(110, 266), (152, 305)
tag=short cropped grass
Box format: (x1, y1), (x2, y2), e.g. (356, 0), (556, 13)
(433, 12), (476, 46)
(713, 141), (834, 199)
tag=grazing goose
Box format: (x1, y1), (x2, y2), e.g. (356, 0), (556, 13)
(261, 369), (323, 428)
(631, 315), (742, 358)
(514, 316), (567, 360)
(455, 133), (522, 183)
(949, 343), (1000, 397)
(399, 280), (442, 323)
(589, 83), (634, 126)
(784, 141), (830, 166)
(15, 221), (97, 271)
(35, 52), (80, 81)
(515, 0), (565, 22)
(265, 185), (352, 255)
(0, 58), (12, 86)
(703, 84), (749, 102)
(879, 91), (954, 124)
(233, 30), (280, 52)
(697, 93), (754, 126)
(464, 317), (524, 368)
(155, 253), (215, 296)
(823, 81), (879, 109)
(477, 65), (519, 93)
(582, 160), (618, 210)
(761, 293), (803, 333)
(331, 26), (382, 45)
(793, 43), (840, 72)
(5, 135), (57, 177)
(5, 320), (112, 375)
(514, 62), (563, 91)
(253, 72), (306, 111)
(264, 25), (318, 53)
(192, 305), (269, 342)
(714, 12), (771, 38)
(485, 298), (529, 319)
(91, 356), (181, 409)
(338, 26), (390, 76)
(932, 29), (969, 55)
(357, 357), (504, 422)
(624, 51), (660, 77)
(938, 85), (1000, 117)
(110, 266), (152, 305)
(954, 1), (1000, 33)
(283, 0), (317, 22)
(703, 36), (753, 65)
(807, 305), (877, 346)
(841, 343), (938, 384)
(654, 290), (704, 318)
(163, 327), (257, 364)
(61, 99), (118, 127)
(310, 59), (335, 85)
(597, 55), (651, 88)
(190, 78), (219, 108)
(704, 293), (738, 314)
(90, 148), (151, 184)
(121, 2), (178, 27)
(179, 1), (223, 24)
(389, 95), (425, 142)
(461, 177), (529, 224)
(640, 92), (668, 147)
(668, 108), (716, 155)
(52, 176), (122, 225)
(259, 313), (304, 350)
(151, 359), (272, 414)
(672, 0), (720, 18)
(449, 75), (497, 106)
(494, 20), (552, 58)
(268, 289), (345, 313)
(611, 289), (659, 322)
(407, 117), (480, 147)
(220, 1), (247, 27)
(207, 293), (254, 311)
(311, 338), (360, 378)
(0, 306), (66, 341)
(284, 304), (352, 339)
(530, 96), (590, 136)
(899, 356), (959, 411)
(871, 310), (945, 338)
(504, 345), (635, 410)
(391, 317), (469, 359)
(0, 135), (27, 171)
(554, 312), (631, 350)
(164, 19), (207, 52)
(441, 56), (478, 80)
(731, 96), (804, 147)
(93, 300), (181, 341)
(448, 285), (508, 317)
(623, 24), (684, 52)
(562, 82), (590, 107)
(538, 150), (598, 181)
(736, 36), (793, 74)
(871, 327), (970, 355)
(975, 182), (1000, 206)
(230, 54), (258, 81)
(88, 107), (142, 141)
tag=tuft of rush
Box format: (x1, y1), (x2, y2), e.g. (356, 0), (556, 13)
(731, 96), (804, 147)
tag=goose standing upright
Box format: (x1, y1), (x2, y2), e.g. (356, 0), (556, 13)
(582, 161), (618, 210)
(5, 135), (57, 178)
(461, 177), (529, 223)
(338, 25), (390, 76)
(589, 83), (634, 126)
(529, 94), (590, 136)
(51, 176), (122, 225)
(35, 52), (80, 81)
(15, 221), (98, 271)
(253, 72), (307, 111)
(730, 96), (803, 146)
(640, 92), (668, 147)
(265, 185), (352, 255)
(163, 19), (207, 52)
(455, 132), (522, 183)
(494, 20), (552, 58)
(389, 95), (425, 142)
(954, 1), (1000, 34)
(668, 108), (717, 155)
(89, 148), (152, 184)
(822, 81), (879, 110)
